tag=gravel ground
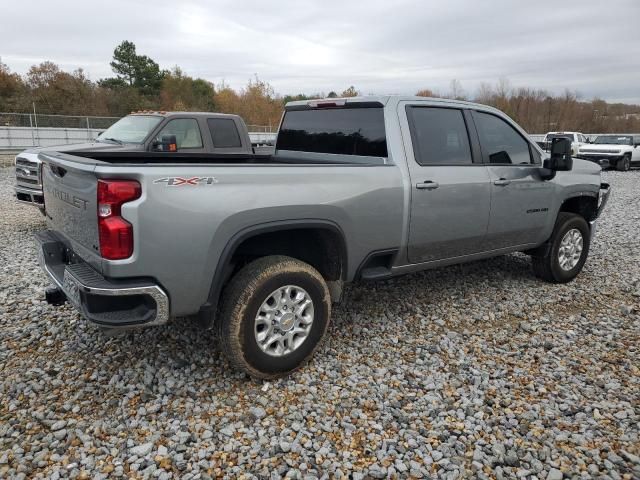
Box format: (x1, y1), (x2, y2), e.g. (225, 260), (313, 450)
(0, 167), (638, 480)
(0, 154), (16, 168)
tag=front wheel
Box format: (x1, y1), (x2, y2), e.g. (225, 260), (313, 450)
(218, 255), (331, 379)
(531, 213), (591, 283)
(616, 155), (631, 171)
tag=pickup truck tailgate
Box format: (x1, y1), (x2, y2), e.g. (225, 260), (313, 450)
(41, 153), (100, 255)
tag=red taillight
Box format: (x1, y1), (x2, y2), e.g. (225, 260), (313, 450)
(97, 179), (141, 260)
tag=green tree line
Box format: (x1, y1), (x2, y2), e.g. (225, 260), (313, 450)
(1, 41), (639, 132)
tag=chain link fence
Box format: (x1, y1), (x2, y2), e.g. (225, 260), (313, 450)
(0, 113), (120, 150)
(0, 112), (120, 130)
(0, 113), (276, 150)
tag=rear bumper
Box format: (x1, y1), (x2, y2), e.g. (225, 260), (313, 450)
(36, 230), (169, 328)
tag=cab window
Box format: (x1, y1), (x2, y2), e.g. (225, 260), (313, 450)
(407, 107), (473, 165)
(473, 112), (532, 165)
(207, 118), (242, 148)
(155, 119), (203, 149)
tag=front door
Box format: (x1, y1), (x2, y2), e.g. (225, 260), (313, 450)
(403, 105), (491, 263)
(471, 110), (554, 249)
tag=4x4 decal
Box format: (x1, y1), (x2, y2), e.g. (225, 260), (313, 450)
(154, 177), (218, 186)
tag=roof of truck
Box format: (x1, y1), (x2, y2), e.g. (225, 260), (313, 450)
(284, 95), (504, 113)
(129, 111), (241, 118)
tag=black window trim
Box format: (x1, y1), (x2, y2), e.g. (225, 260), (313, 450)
(469, 110), (538, 166)
(155, 117), (204, 150)
(405, 105), (483, 167)
(206, 117), (242, 149)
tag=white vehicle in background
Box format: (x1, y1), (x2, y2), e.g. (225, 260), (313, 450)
(541, 132), (588, 156)
(577, 134), (640, 171)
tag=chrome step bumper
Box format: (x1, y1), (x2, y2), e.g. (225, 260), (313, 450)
(35, 230), (170, 327)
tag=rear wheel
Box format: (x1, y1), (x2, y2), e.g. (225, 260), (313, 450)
(218, 255), (331, 379)
(531, 213), (590, 283)
(616, 154), (631, 171)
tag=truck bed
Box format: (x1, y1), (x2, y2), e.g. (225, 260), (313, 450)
(42, 150), (389, 165)
(63, 150), (275, 164)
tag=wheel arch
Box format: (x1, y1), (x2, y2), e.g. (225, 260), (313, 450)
(198, 220), (348, 327)
(558, 194), (599, 223)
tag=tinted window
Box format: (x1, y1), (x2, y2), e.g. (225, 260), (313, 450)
(277, 107), (387, 157)
(474, 112), (531, 164)
(207, 118), (242, 148)
(546, 134), (573, 142)
(408, 107), (472, 165)
(156, 119), (203, 149)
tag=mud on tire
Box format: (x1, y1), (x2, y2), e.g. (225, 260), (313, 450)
(218, 255), (331, 379)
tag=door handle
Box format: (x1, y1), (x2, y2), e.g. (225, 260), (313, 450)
(494, 178), (511, 186)
(416, 181), (439, 190)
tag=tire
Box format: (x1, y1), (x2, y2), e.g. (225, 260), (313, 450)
(531, 213), (590, 283)
(218, 255), (331, 379)
(616, 155), (631, 171)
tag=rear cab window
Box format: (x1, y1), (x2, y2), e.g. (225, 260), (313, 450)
(207, 118), (242, 148)
(276, 105), (388, 161)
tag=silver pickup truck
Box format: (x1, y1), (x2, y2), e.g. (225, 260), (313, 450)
(35, 96), (610, 379)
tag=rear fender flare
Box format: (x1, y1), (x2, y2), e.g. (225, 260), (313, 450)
(198, 219), (348, 326)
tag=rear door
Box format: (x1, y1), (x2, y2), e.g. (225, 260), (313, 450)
(470, 110), (554, 249)
(402, 104), (491, 263)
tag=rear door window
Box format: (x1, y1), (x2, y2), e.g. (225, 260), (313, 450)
(207, 118), (242, 148)
(276, 107), (387, 157)
(407, 107), (473, 165)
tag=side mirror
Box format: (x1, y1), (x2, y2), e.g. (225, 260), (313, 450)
(541, 138), (573, 180)
(546, 138), (573, 170)
(160, 134), (178, 152)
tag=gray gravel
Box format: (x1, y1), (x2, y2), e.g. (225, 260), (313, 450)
(1, 166), (639, 479)
(0, 154), (16, 168)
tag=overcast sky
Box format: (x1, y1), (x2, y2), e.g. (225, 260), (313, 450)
(3, 0), (640, 103)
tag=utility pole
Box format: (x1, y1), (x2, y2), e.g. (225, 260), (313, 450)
(32, 102), (39, 146)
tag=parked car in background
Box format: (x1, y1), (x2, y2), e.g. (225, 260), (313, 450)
(14, 111), (269, 211)
(35, 96), (610, 378)
(577, 134), (640, 171)
(538, 132), (588, 155)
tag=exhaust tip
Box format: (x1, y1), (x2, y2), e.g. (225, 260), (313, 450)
(45, 287), (67, 306)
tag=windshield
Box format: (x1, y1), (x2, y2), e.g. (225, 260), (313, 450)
(98, 115), (162, 144)
(546, 134), (573, 141)
(593, 135), (632, 145)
